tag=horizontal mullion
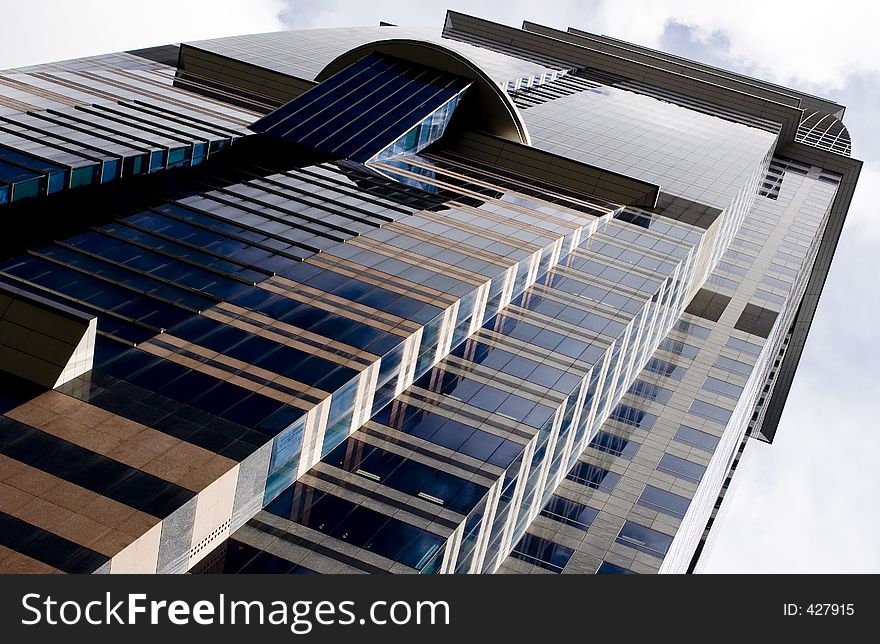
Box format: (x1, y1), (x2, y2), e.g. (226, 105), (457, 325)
(130, 99), (246, 136)
(0, 119), (118, 163)
(30, 247), (209, 313)
(37, 109), (157, 153)
(0, 270), (164, 335)
(93, 228), (261, 286)
(201, 187), (352, 242)
(116, 219), (275, 276)
(77, 103), (207, 145)
(244, 176), (391, 226)
(52, 240), (226, 304)
(149, 203), (315, 258)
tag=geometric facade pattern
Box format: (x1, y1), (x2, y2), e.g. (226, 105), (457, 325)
(0, 11), (861, 575)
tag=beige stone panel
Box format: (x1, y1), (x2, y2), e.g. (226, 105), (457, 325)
(187, 464), (239, 569)
(109, 521), (162, 574)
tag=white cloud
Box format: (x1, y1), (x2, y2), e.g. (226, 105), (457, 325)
(284, 0), (880, 92)
(846, 162), (880, 241)
(702, 330), (880, 572)
(5, 1), (876, 92)
(0, 1), (286, 69)
(598, 1), (880, 92)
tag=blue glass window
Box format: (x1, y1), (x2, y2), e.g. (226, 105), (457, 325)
(660, 338), (700, 358)
(597, 561), (635, 574)
(657, 454), (706, 483)
(638, 484), (691, 518)
(616, 521), (673, 558)
(673, 425), (720, 452)
(540, 494), (598, 531)
(702, 376), (743, 399)
(510, 533), (574, 573)
(689, 399), (733, 424)
(714, 355), (754, 376)
(589, 431), (639, 459)
(643, 357), (685, 380)
(566, 461), (620, 492)
(609, 404), (657, 430)
(627, 379), (672, 404)
(267, 482), (443, 571)
(373, 403), (523, 468)
(725, 336), (763, 356)
(251, 53), (471, 164)
(673, 319), (710, 338)
(217, 540), (316, 574)
(324, 438), (488, 515)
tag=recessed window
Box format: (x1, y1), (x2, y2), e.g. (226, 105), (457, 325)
(540, 495), (599, 531)
(589, 430), (640, 459)
(702, 376), (743, 399)
(725, 337), (763, 356)
(566, 462), (620, 492)
(673, 425), (720, 452)
(638, 485), (691, 518)
(616, 521), (674, 558)
(657, 454), (706, 483)
(689, 399), (733, 424)
(597, 561), (635, 574)
(510, 533), (574, 573)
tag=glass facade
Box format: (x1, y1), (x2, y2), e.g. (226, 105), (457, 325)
(0, 11), (858, 575)
(0, 52), (250, 205)
(251, 53), (471, 163)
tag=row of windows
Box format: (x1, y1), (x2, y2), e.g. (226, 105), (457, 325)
(702, 376), (744, 399)
(517, 284), (634, 337)
(229, 287), (400, 356)
(266, 482), (445, 571)
(97, 339), (305, 438)
(589, 430), (639, 460)
(638, 484), (690, 519)
(490, 309), (615, 364)
(170, 314), (357, 393)
(627, 379), (673, 404)
(0, 98), (237, 203)
(206, 540), (316, 574)
(510, 533), (574, 573)
(373, 402), (523, 469)
(449, 339), (583, 396)
(642, 356), (685, 380)
(0, 261), (176, 344)
(323, 437), (488, 515)
(414, 367), (557, 431)
(539, 494), (599, 531)
(252, 53), (469, 163)
(0, 144), (67, 203)
(566, 461), (620, 492)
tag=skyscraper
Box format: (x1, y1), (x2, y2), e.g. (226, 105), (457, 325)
(0, 11), (860, 575)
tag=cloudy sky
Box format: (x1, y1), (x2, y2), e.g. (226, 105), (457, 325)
(1, 1), (877, 573)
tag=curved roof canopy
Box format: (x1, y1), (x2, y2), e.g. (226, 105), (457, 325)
(318, 39), (531, 146)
